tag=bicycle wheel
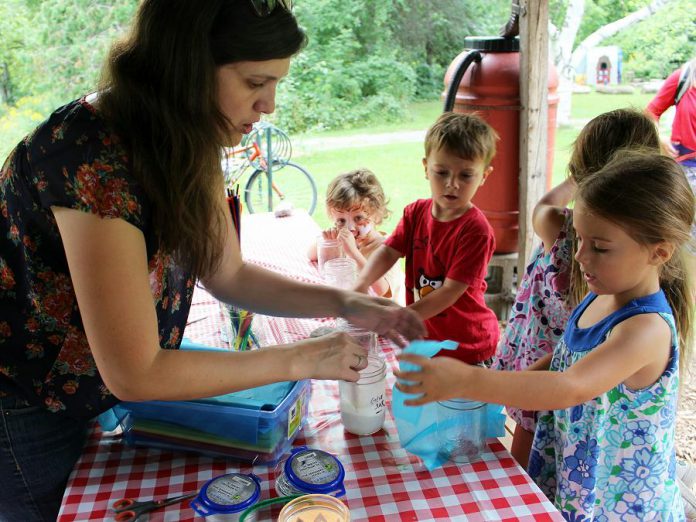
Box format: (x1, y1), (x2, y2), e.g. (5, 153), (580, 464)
(244, 161), (317, 215)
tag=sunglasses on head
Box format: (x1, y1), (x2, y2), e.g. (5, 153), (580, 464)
(249, 0), (293, 17)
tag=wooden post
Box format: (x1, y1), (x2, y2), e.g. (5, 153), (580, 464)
(518, 1), (550, 278)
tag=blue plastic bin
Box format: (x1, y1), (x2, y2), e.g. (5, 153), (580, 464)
(110, 341), (311, 464)
(113, 379), (309, 465)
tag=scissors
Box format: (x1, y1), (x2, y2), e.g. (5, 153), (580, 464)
(112, 492), (197, 521)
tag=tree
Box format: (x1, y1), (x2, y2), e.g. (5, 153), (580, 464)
(607, 3), (696, 80)
(30, 0), (137, 104)
(550, 0), (673, 125)
(0, 0), (33, 105)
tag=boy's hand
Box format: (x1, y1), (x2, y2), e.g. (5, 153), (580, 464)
(394, 354), (475, 405)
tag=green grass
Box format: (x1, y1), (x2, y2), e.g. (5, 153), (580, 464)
(295, 100), (442, 140)
(0, 91), (666, 235)
(570, 91), (654, 120)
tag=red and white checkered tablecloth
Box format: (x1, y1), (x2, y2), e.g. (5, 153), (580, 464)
(58, 212), (562, 521)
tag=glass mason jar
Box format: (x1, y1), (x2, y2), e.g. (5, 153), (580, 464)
(436, 399), (487, 464)
(336, 319), (378, 355)
(277, 494), (351, 522)
(339, 355), (387, 436)
(316, 238), (343, 275)
(323, 257), (357, 290)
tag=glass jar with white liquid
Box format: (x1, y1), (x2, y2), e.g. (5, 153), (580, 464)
(339, 355), (387, 436)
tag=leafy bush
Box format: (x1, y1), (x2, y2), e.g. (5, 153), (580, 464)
(606, 3), (696, 80)
(0, 94), (58, 159)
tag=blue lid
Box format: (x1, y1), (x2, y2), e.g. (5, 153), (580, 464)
(284, 446), (346, 496)
(191, 473), (261, 516)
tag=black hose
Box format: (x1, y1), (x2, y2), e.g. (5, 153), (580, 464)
(500, 0), (521, 38)
(443, 50), (482, 112)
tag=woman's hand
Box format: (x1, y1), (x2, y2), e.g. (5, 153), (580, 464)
(339, 292), (426, 346)
(394, 354), (474, 405)
(289, 331), (368, 382)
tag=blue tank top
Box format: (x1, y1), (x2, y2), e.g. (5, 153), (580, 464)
(528, 290), (684, 521)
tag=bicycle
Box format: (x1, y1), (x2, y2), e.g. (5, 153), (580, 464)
(222, 122), (318, 215)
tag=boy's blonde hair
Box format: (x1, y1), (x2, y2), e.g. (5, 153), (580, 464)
(424, 112), (498, 165)
(325, 168), (390, 225)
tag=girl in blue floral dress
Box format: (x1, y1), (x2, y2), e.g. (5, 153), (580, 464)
(397, 150), (693, 521)
(493, 109), (662, 467)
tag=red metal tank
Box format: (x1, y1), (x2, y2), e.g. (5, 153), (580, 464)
(443, 36), (559, 254)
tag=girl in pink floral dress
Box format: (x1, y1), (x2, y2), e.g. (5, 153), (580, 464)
(493, 108), (662, 467)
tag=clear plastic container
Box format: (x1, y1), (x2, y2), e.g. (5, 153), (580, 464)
(323, 257), (357, 289)
(436, 399), (486, 464)
(336, 320), (377, 355)
(317, 238), (343, 275)
(277, 494), (351, 522)
(190, 472), (261, 521)
(218, 303), (254, 350)
(275, 447), (346, 497)
(339, 355), (386, 435)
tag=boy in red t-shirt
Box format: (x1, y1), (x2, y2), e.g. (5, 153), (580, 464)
(354, 112), (500, 363)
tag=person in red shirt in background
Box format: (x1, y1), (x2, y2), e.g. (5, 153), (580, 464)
(647, 59), (696, 277)
(354, 112), (500, 364)
(647, 57), (696, 193)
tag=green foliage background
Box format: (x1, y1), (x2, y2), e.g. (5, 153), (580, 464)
(0, 0), (693, 154)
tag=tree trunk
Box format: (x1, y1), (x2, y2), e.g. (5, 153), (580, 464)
(552, 0), (585, 126)
(554, 0), (671, 126)
(0, 62), (13, 106)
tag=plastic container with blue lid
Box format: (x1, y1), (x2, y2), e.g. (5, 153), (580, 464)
(275, 447), (346, 497)
(191, 472), (261, 521)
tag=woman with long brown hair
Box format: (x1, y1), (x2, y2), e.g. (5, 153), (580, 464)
(0, 1), (424, 519)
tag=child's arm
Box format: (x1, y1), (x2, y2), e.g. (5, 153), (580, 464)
(408, 278), (468, 321)
(532, 178), (575, 253)
(353, 244), (400, 293)
(396, 312), (671, 410)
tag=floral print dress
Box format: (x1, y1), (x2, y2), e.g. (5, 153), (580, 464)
(493, 209), (573, 432)
(0, 97), (195, 419)
(528, 290), (684, 521)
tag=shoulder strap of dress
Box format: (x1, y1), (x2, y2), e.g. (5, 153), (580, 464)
(596, 293), (672, 341)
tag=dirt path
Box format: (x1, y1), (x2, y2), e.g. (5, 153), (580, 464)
(293, 130), (425, 158)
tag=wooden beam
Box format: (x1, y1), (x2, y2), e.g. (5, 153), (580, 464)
(518, 0), (550, 278)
